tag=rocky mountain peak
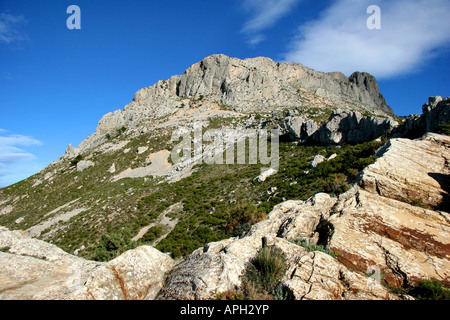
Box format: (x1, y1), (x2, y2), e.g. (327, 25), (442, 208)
(94, 54), (392, 136)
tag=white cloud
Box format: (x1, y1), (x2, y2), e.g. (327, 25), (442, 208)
(241, 0), (302, 45)
(0, 131), (42, 187)
(0, 12), (28, 45)
(284, 0), (450, 78)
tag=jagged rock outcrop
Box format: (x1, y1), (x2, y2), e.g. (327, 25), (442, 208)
(0, 227), (173, 300)
(73, 246), (174, 300)
(76, 160), (95, 172)
(393, 96), (450, 139)
(75, 54), (393, 154)
(0, 227), (101, 300)
(310, 110), (397, 145)
(157, 195), (396, 300)
(360, 133), (450, 210)
(280, 109), (397, 144)
(282, 116), (319, 141)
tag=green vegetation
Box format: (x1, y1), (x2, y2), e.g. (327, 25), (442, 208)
(216, 246), (293, 300)
(244, 247), (287, 294)
(437, 121), (450, 135)
(69, 155), (84, 167)
(290, 239), (337, 257)
(386, 279), (450, 300)
(225, 203), (266, 237)
(105, 126), (127, 141)
(92, 228), (138, 262)
(409, 279), (450, 300)
(141, 226), (163, 243)
(0, 118), (386, 262)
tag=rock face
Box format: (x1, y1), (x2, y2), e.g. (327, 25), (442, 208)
(393, 96), (450, 139)
(157, 195), (396, 300)
(282, 116), (319, 141)
(73, 246), (174, 300)
(328, 134), (450, 288)
(0, 227), (101, 300)
(281, 109), (397, 145)
(360, 133), (450, 210)
(311, 110), (397, 145)
(0, 227), (173, 300)
(75, 54), (393, 154)
(76, 160), (95, 172)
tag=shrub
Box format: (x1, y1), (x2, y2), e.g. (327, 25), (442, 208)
(70, 155), (84, 167)
(141, 226), (163, 243)
(92, 230), (137, 262)
(291, 239), (337, 257)
(409, 279), (450, 300)
(225, 203), (266, 237)
(437, 121), (450, 135)
(243, 247), (288, 296)
(0, 246), (10, 253)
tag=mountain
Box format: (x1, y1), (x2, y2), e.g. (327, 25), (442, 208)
(0, 54), (449, 300)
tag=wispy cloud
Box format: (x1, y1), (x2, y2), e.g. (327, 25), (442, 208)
(241, 0), (302, 46)
(0, 12), (29, 46)
(0, 130), (42, 187)
(284, 0), (450, 79)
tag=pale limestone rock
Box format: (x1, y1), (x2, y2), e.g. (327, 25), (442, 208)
(311, 110), (397, 145)
(14, 217), (24, 224)
(107, 163), (116, 174)
(76, 54), (393, 154)
(63, 144), (78, 159)
(311, 155), (326, 168)
(359, 133), (450, 209)
(158, 134), (450, 299)
(254, 168), (277, 182)
(157, 194), (395, 300)
(73, 246), (174, 300)
(137, 146), (148, 154)
(76, 160), (95, 172)
(0, 205), (13, 216)
(0, 227), (101, 300)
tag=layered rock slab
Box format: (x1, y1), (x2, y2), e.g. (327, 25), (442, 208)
(0, 227), (174, 300)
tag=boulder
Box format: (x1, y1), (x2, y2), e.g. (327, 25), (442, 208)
(73, 246), (174, 300)
(76, 160), (95, 172)
(0, 227), (101, 300)
(310, 155), (326, 169)
(254, 168), (277, 182)
(283, 116), (319, 141)
(158, 134), (450, 299)
(107, 163), (116, 174)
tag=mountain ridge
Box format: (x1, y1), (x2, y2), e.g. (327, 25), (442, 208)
(73, 54), (393, 156)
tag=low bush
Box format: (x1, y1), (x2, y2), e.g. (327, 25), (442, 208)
(243, 247), (288, 297)
(409, 279), (450, 300)
(70, 155), (84, 167)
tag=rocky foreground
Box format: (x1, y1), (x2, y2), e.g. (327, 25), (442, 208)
(1, 132), (448, 300)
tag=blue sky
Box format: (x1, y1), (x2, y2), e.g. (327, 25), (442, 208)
(1, 0), (449, 187)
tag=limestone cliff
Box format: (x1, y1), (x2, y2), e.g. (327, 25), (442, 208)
(75, 54), (393, 154)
